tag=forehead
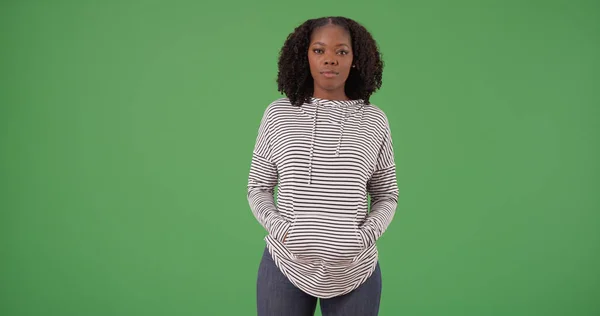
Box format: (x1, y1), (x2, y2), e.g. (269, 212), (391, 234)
(309, 24), (351, 45)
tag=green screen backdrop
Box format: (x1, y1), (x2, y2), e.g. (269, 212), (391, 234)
(1, 0), (598, 315)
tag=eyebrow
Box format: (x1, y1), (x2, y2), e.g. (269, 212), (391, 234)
(311, 41), (350, 48)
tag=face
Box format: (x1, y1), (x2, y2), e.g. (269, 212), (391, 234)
(308, 24), (353, 100)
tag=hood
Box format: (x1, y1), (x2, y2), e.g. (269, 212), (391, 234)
(300, 97), (366, 185)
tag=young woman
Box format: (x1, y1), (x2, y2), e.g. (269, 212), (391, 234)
(247, 16), (399, 316)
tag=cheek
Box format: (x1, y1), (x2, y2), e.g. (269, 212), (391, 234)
(341, 57), (353, 72)
(307, 56), (318, 72)
(341, 63), (353, 75)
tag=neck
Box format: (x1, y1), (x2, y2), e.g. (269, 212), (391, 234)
(313, 88), (349, 101)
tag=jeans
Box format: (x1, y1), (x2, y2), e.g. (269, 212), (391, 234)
(257, 247), (382, 316)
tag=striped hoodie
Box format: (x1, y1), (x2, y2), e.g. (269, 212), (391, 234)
(247, 97), (399, 298)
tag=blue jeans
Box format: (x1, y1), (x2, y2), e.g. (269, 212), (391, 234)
(257, 247), (382, 316)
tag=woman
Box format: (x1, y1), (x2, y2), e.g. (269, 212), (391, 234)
(247, 16), (399, 316)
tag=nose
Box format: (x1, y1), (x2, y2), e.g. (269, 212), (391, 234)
(323, 52), (338, 66)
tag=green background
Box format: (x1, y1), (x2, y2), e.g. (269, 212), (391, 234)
(1, 0), (598, 315)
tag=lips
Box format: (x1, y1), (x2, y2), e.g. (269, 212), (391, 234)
(320, 70), (338, 78)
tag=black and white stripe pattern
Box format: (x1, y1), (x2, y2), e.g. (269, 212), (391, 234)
(247, 97), (398, 298)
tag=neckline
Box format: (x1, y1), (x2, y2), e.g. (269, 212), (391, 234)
(309, 97), (364, 107)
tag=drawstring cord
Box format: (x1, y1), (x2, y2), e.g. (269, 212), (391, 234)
(335, 108), (347, 157)
(307, 101), (319, 185)
(306, 99), (364, 184)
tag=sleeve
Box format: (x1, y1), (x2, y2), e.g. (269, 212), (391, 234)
(246, 105), (291, 242)
(358, 116), (399, 248)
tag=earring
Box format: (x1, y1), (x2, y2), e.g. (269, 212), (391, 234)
(352, 65), (356, 68)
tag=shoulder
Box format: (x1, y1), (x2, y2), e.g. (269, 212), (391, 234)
(263, 97), (292, 112)
(362, 102), (391, 130)
(267, 97), (293, 109)
(261, 97), (296, 121)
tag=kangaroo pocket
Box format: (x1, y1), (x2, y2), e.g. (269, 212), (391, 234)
(264, 232), (379, 298)
(275, 218), (369, 265)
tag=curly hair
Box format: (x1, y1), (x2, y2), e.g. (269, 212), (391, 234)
(276, 16), (384, 107)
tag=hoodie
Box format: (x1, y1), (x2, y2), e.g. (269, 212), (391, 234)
(247, 97), (399, 299)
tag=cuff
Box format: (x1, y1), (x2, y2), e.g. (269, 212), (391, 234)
(272, 220), (292, 243)
(357, 227), (373, 248)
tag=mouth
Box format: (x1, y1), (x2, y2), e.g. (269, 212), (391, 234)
(320, 71), (339, 78)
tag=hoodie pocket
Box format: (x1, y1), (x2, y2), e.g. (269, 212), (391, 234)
(354, 224), (365, 250)
(354, 203), (368, 250)
(284, 223), (295, 245)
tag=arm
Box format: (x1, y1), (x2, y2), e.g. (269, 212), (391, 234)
(358, 117), (399, 247)
(247, 106), (290, 242)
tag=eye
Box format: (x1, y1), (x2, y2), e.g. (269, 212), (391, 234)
(337, 50), (349, 55)
(313, 48), (324, 54)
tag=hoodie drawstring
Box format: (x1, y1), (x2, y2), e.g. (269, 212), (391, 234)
(307, 102), (319, 185)
(335, 107), (347, 157)
(306, 99), (364, 185)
